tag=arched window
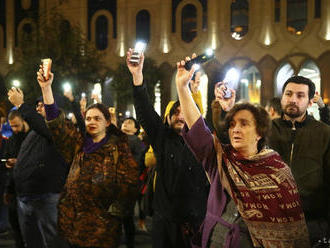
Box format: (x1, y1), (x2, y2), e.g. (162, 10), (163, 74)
(181, 4), (197, 43)
(95, 15), (108, 50)
(136, 10), (150, 44)
(239, 66), (261, 103)
(287, 0), (307, 35)
(274, 0), (280, 22)
(274, 62), (294, 97)
(315, 0), (321, 19)
(58, 19), (72, 44)
(22, 23), (33, 42)
(231, 0), (249, 40)
(298, 60), (321, 120)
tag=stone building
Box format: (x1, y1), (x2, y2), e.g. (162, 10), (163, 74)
(0, 0), (329, 118)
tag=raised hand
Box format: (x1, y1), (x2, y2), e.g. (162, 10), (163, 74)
(8, 87), (24, 108)
(190, 71), (201, 94)
(176, 54), (196, 90)
(5, 158), (17, 169)
(214, 82), (236, 112)
(313, 91), (325, 108)
(37, 64), (55, 104)
(91, 93), (102, 103)
(64, 88), (74, 102)
(126, 48), (144, 86)
(37, 65), (54, 89)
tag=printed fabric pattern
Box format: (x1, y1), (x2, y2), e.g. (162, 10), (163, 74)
(47, 112), (139, 248)
(213, 137), (310, 248)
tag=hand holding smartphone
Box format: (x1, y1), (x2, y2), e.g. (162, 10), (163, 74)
(184, 49), (214, 71)
(129, 42), (146, 65)
(215, 82), (232, 99)
(41, 58), (52, 80)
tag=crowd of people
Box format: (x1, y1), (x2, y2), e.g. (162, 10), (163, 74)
(0, 50), (329, 248)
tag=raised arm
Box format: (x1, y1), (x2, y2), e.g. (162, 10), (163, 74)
(7, 88), (52, 141)
(63, 88), (86, 135)
(175, 55), (201, 128)
(211, 82), (236, 143)
(126, 49), (166, 150)
(37, 64), (81, 165)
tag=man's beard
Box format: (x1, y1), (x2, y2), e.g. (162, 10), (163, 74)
(283, 103), (306, 119)
(170, 120), (184, 134)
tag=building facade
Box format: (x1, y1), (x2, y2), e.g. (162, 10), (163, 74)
(0, 0), (329, 117)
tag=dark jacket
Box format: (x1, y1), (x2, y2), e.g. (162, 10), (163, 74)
(3, 130), (28, 195)
(319, 104), (330, 125)
(133, 84), (209, 224)
(269, 115), (330, 224)
(13, 103), (68, 196)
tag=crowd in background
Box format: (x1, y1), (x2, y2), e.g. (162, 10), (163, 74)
(0, 50), (329, 248)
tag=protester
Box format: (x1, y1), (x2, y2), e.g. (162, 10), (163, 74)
(269, 76), (330, 245)
(265, 97), (282, 120)
(37, 66), (139, 248)
(7, 88), (68, 248)
(120, 117), (145, 248)
(126, 49), (209, 248)
(175, 55), (310, 247)
(3, 110), (28, 248)
(313, 91), (330, 125)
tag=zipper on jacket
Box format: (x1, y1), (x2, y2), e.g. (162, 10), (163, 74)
(289, 122), (296, 166)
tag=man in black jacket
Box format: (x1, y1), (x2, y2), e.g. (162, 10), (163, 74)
(3, 109), (29, 248)
(7, 87), (68, 248)
(126, 50), (209, 248)
(269, 76), (330, 246)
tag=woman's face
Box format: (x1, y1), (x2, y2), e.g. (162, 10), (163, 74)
(228, 109), (261, 155)
(85, 108), (109, 137)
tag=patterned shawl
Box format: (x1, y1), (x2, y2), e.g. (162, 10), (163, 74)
(213, 136), (310, 248)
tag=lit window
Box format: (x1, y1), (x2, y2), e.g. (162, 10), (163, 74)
(287, 0), (307, 35)
(231, 0), (249, 40)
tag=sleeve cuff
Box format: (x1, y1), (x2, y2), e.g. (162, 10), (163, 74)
(44, 102), (60, 121)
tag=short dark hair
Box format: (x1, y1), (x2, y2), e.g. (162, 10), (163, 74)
(8, 110), (23, 121)
(122, 117), (140, 135)
(224, 103), (271, 151)
(282, 76), (315, 100)
(85, 103), (110, 122)
(266, 97), (282, 116)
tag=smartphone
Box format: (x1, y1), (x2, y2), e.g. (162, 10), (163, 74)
(41, 58), (52, 80)
(223, 83), (232, 99)
(109, 107), (116, 114)
(129, 42), (146, 65)
(1, 159), (7, 162)
(184, 50), (214, 71)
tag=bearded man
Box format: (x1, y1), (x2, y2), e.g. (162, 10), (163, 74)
(269, 76), (330, 246)
(126, 49), (209, 248)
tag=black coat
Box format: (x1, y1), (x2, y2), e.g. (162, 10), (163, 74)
(12, 103), (68, 196)
(133, 84), (209, 224)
